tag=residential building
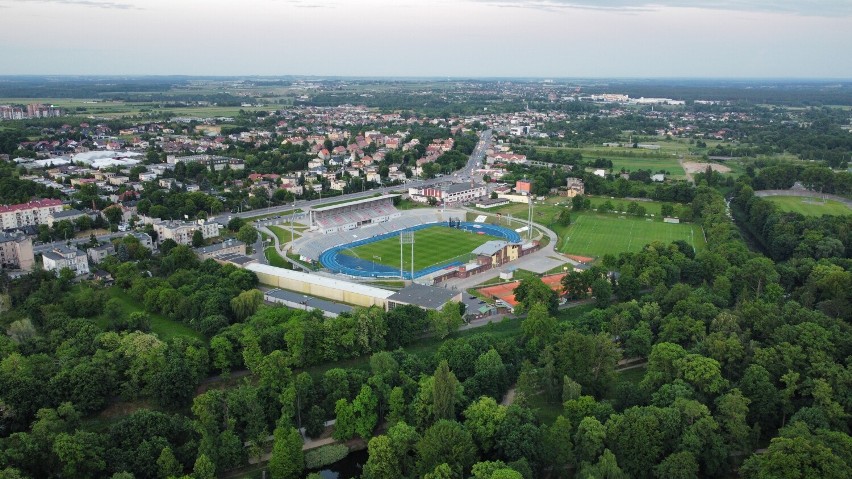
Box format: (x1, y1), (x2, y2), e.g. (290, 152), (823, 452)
(408, 183), (487, 205)
(565, 177), (585, 197)
(48, 208), (86, 227)
(515, 179), (532, 195)
(87, 243), (115, 264)
(0, 231), (34, 271)
(0, 199), (64, 230)
(42, 245), (90, 276)
(154, 220), (219, 245)
(129, 232), (154, 250)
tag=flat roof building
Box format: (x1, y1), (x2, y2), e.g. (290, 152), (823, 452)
(386, 283), (462, 311)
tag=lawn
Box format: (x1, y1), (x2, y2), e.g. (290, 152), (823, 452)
(764, 195), (851, 216)
(558, 213), (705, 258)
(264, 247), (290, 268)
(269, 225), (300, 244)
(340, 226), (500, 271)
(99, 287), (205, 342)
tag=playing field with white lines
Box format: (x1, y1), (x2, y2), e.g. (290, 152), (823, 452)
(558, 213), (705, 258)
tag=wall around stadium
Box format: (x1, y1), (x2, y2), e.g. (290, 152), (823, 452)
(246, 263), (393, 308)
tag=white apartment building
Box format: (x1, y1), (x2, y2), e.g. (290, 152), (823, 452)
(0, 199), (64, 230)
(154, 220), (220, 245)
(42, 245), (90, 276)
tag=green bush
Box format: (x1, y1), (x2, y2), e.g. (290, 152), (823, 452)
(304, 444), (349, 470)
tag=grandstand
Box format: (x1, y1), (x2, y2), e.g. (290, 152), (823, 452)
(310, 194), (402, 234)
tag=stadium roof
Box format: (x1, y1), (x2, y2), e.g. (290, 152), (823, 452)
(387, 283), (460, 310)
(472, 240), (510, 256)
(246, 263), (395, 299)
(311, 194), (400, 213)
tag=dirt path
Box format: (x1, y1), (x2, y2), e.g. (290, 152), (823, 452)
(501, 387), (517, 406)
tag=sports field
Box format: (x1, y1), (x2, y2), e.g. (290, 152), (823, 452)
(558, 213), (705, 258)
(340, 226), (499, 271)
(764, 195), (851, 216)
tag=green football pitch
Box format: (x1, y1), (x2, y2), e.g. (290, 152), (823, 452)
(763, 195), (851, 217)
(339, 226), (500, 271)
(558, 213), (705, 258)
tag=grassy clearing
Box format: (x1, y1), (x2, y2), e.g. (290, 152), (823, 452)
(763, 195), (851, 216)
(264, 247), (290, 268)
(558, 212), (705, 258)
(100, 287), (205, 342)
(340, 226), (499, 271)
(268, 225), (300, 244)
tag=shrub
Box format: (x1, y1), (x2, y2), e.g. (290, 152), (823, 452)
(304, 444), (349, 470)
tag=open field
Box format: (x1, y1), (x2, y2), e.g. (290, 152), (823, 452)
(558, 213), (705, 258)
(97, 287), (205, 342)
(340, 226), (499, 271)
(0, 98), (268, 119)
(764, 195), (852, 216)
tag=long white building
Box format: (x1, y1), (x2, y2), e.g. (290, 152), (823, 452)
(408, 183), (487, 205)
(0, 199), (64, 230)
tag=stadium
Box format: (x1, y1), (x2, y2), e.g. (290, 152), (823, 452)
(290, 194), (538, 281)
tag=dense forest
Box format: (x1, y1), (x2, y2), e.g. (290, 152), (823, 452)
(1, 179), (851, 478)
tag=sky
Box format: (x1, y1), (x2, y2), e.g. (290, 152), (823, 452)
(1, 0), (850, 78)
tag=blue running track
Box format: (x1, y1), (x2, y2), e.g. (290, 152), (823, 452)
(319, 222), (521, 279)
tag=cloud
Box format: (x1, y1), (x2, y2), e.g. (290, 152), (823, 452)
(470, 0), (852, 17)
(13, 0), (138, 9)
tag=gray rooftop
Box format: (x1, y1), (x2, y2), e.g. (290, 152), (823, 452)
(311, 194), (400, 213)
(472, 240), (510, 256)
(51, 209), (84, 219)
(388, 283), (459, 310)
(194, 239), (245, 255)
(265, 288), (353, 316)
(215, 252), (257, 266)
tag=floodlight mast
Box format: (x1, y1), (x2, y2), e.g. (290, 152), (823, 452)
(400, 231), (415, 280)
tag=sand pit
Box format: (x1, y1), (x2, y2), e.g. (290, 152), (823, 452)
(682, 161), (731, 175)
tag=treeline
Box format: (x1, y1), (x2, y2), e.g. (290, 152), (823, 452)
(0, 162), (63, 204)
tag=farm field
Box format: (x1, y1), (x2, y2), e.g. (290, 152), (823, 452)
(557, 213), (705, 258)
(340, 226), (499, 271)
(764, 195), (851, 216)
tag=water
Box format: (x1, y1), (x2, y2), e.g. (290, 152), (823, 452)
(314, 449), (367, 479)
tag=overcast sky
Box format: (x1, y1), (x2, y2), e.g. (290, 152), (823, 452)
(1, 0), (850, 78)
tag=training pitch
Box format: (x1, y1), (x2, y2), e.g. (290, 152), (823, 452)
(340, 226), (499, 271)
(558, 213), (705, 258)
(763, 195), (851, 217)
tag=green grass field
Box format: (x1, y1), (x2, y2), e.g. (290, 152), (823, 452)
(764, 195), (851, 216)
(264, 247), (290, 268)
(558, 213), (705, 258)
(340, 226), (499, 271)
(98, 287), (205, 342)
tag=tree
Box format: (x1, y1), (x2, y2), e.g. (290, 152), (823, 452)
(591, 277), (612, 308)
(192, 454), (216, 479)
(513, 276), (558, 315)
(268, 426), (304, 479)
(352, 385), (378, 439)
(333, 399), (355, 441)
(521, 303), (556, 356)
(236, 224), (258, 245)
(191, 229), (204, 247)
(157, 446), (183, 478)
(230, 289), (262, 321)
(416, 420), (477, 478)
(576, 449), (628, 479)
(463, 397), (507, 455)
(575, 416), (606, 464)
(740, 433), (848, 479)
(544, 415), (575, 473)
(433, 360), (460, 421)
(557, 209), (572, 226)
(430, 302), (463, 339)
(363, 435), (400, 479)
(654, 452), (698, 479)
(103, 205), (124, 226)
(387, 386), (407, 426)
